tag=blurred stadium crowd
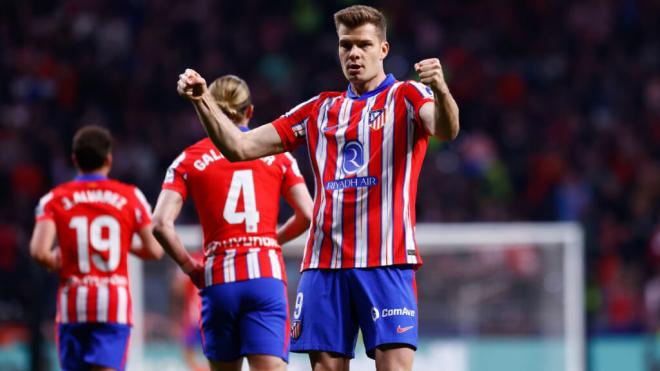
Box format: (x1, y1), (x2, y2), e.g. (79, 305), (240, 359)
(1, 0), (659, 342)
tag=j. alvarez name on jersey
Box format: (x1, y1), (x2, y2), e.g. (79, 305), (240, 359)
(54, 190), (128, 211)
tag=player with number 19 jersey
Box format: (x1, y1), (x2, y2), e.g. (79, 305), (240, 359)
(35, 176), (152, 325)
(162, 137), (305, 286)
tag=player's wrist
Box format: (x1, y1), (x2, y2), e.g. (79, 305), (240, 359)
(180, 255), (197, 274)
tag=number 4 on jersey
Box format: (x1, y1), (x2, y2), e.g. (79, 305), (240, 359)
(223, 170), (260, 233)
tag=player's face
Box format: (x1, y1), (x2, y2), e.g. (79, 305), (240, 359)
(338, 23), (389, 88)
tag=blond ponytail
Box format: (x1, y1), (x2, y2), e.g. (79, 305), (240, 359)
(208, 75), (252, 123)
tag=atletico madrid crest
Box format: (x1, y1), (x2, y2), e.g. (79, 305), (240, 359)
(368, 109), (386, 131)
(291, 320), (302, 340)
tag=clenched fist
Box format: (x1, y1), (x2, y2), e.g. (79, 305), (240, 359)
(414, 58), (449, 95)
(177, 68), (208, 100)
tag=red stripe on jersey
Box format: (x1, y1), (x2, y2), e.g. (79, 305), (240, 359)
(408, 123), (428, 265)
(66, 287), (76, 323)
(302, 103), (321, 269)
(234, 254), (249, 282)
(366, 92), (389, 266)
(87, 286), (97, 322)
(108, 286), (118, 323)
(392, 95), (409, 265)
(317, 99), (343, 268)
(339, 100), (364, 268)
(258, 250), (272, 277)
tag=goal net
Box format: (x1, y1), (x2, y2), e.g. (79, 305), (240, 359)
(129, 222), (584, 371)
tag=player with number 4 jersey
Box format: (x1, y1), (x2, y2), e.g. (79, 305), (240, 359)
(153, 75), (313, 371)
(29, 126), (163, 371)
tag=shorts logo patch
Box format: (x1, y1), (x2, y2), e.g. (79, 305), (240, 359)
(396, 325), (414, 334)
(291, 320), (302, 340)
(371, 306), (380, 321)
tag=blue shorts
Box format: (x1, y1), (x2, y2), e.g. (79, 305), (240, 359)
(200, 278), (289, 362)
(57, 323), (131, 371)
(290, 266), (418, 359)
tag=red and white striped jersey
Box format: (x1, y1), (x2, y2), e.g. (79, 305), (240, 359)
(271, 74), (435, 271)
(35, 176), (153, 325)
(162, 136), (305, 286)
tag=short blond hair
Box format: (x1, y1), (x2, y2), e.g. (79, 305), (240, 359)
(334, 5), (387, 40)
(208, 75), (252, 123)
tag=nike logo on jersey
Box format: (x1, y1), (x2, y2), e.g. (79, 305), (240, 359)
(397, 325), (414, 334)
(322, 124), (341, 132)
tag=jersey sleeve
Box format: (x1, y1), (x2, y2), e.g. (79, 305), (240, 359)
(280, 153), (305, 195)
(34, 191), (55, 222)
(270, 95), (319, 151)
(132, 187), (153, 229)
(162, 151), (189, 200)
(402, 80), (435, 130)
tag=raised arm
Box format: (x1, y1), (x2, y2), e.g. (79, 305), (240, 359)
(277, 183), (314, 245)
(177, 69), (284, 161)
(152, 189), (204, 287)
(415, 58), (460, 141)
(29, 220), (61, 272)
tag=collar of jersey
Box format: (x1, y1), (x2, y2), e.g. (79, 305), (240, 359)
(75, 174), (108, 182)
(346, 73), (395, 101)
(238, 126), (249, 132)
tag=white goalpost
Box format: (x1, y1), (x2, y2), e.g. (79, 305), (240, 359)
(128, 222), (584, 371)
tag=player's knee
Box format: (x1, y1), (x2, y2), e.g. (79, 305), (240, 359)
(246, 354), (286, 371)
(374, 345), (414, 371)
(210, 359), (244, 371)
(309, 351), (350, 371)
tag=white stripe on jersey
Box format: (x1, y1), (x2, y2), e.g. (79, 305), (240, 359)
(35, 192), (53, 218)
(381, 83), (402, 265)
(284, 152), (303, 177)
(76, 286), (88, 322)
(330, 99), (353, 268)
(268, 249), (282, 279)
(60, 287), (69, 323)
(164, 152), (186, 184)
(134, 187), (152, 215)
(97, 285), (109, 322)
(223, 250), (236, 283)
(247, 248), (261, 279)
(205, 255), (215, 286)
(404, 100), (418, 265)
(284, 95), (320, 117)
(117, 286), (128, 324)
(354, 95), (377, 268)
(409, 81), (435, 99)
(309, 97), (336, 269)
